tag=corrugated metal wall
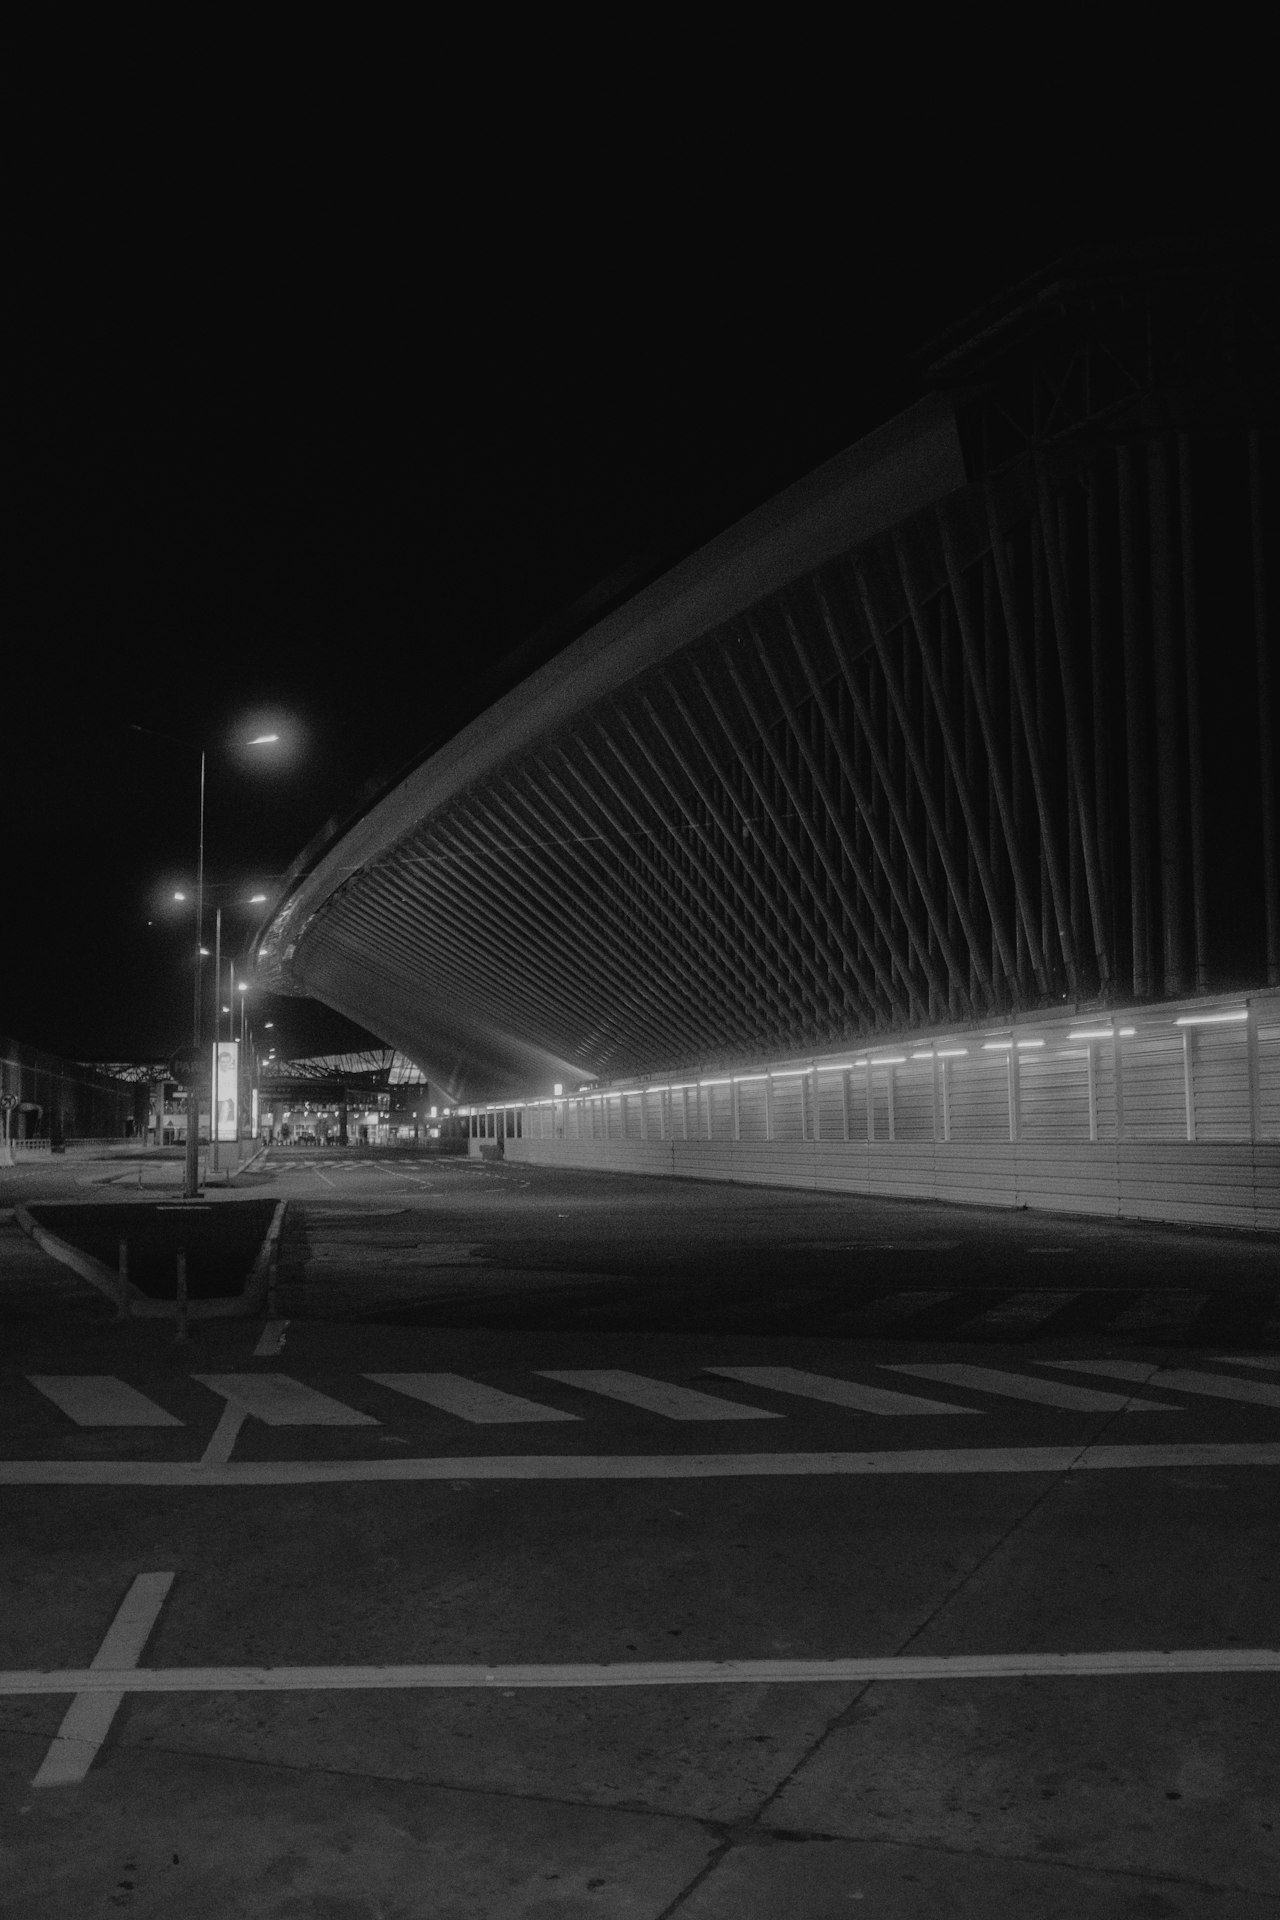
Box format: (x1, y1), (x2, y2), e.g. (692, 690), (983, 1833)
(501, 994), (1280, 1230)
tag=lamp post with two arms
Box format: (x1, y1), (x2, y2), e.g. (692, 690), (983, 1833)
(133, 723), (283, 1198)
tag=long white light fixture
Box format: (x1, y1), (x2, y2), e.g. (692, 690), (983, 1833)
(1175, 1010), (1247, 1026)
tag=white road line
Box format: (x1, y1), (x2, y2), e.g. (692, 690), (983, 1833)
(365, 1373), (579, 1424)
(8, 1646), (1279, 1699)
(201, 1403), (247, 1465)
(704, 1366), (978, 1417)
(253, 1321), (288, 1358)
(881, 1362), (1179, 1414)
(194, 1373), (379, 1425)
(310, 1165), (337, 1188)
(3, 1443), (1280, 1487)
(25, 1375), (182, 1428)
(32, 1572), (174, 1787)
(1045, 1361), (1280, 1408)
(1216, 1356), (1280, 1371)
(534, 1369), (781, 1422)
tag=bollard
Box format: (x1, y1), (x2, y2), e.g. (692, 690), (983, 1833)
(117, 1238), (130, 1321)
(174, 1249), (189, 1345)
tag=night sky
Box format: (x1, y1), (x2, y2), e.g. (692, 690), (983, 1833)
(7, 184), (1241, 1067)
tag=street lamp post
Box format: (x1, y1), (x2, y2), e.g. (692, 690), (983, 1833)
(136, 723), (283, 1198)
(182, 750), (207, 1199)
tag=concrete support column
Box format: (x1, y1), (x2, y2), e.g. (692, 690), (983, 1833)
(1182, 1029), (1196, 1142)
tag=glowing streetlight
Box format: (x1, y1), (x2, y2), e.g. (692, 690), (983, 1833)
(133, 720), (288, 1195)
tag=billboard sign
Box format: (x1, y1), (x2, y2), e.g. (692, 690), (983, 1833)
(212, 1040), (240, 1143)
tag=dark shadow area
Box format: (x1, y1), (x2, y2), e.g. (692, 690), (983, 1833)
(27, 1201), (277, 1299)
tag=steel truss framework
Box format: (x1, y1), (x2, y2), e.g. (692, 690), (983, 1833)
(257, 247), (1278, 1104)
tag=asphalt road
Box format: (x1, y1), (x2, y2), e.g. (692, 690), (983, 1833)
(1, 1146), (1277, 1917)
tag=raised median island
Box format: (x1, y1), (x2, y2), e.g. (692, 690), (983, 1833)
(16, 1200), (284, 1318)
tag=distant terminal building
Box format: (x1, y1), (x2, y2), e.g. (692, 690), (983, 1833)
(92, 1048), (445, 1148)
(0, 1037), (147, 1150)
(258, 1049), (448, 1145)
(253, 235), (1279, 1228)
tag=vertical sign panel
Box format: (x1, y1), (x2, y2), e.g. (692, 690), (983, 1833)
(213, 1040), (240, 1143)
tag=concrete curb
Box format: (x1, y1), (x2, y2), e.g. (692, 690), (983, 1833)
(246, 1200), (288, 1314)
(13, 1202), (284, 1322)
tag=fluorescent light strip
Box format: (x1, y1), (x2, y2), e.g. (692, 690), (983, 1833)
(871, 1055), (906, 1066)
(1175, 1011), (1247, 1026)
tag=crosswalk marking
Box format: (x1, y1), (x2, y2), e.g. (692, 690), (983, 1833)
(703, 1366), (978, 1417)
(1044, 1361), (1280, 1409)
(25, 1376), (182, 1428)
(193, 1374), (378, 1425)
(534, 1369), (781, 1422)
(879, 1362), (1179, 1414)
(365, 1373), (579, 1424)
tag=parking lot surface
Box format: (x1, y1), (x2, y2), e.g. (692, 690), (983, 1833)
(2, 1147), (1277, 1917)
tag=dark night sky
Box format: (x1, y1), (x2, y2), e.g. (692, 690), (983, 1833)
(6, 178), (1243, 1066)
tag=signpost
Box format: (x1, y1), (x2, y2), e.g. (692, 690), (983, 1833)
(0, 1090), (17, 1168)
